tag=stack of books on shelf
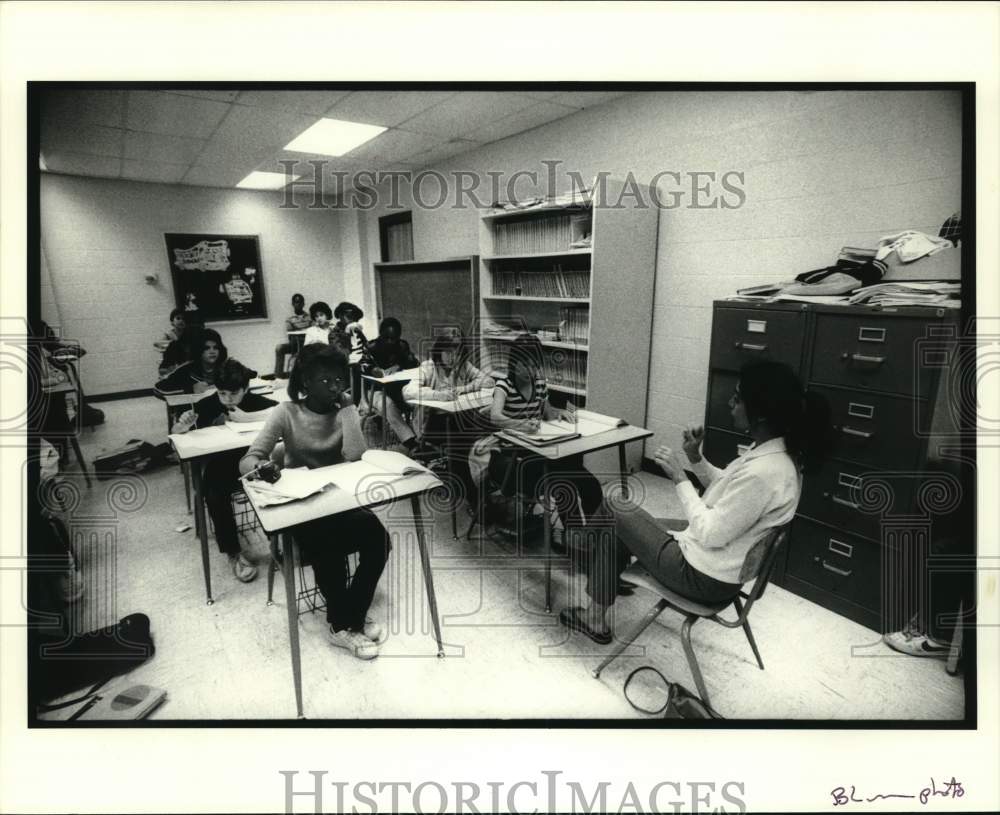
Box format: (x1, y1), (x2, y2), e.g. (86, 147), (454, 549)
(487, 189), (592, 215)
(543, 354), (586, 390)
(559, 306), (589, 345)
(490, 267), (590, 297)
(493, 214), (572, 255)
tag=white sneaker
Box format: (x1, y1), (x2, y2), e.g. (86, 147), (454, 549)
(361, 616), (386, 644)
(327, 627), (379, 660)
(883, 629), (950, 658)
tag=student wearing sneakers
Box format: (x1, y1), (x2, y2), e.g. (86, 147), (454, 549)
(560, 360), (832, 644)
(171, 359), (277, 583)
(239, 344), (390, 660)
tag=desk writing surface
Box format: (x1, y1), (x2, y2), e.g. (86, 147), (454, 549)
(244, 467), (442, 534)
(168, 425), (261, 460)
(497, 423), (653, 460)
(362, 368), (420, 385)
(407, 389), (493, 413)
(162, 382), (287, 409)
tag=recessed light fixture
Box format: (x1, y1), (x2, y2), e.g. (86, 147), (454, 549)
(236, 170), (300, 190)
(284, 118), (387, 156)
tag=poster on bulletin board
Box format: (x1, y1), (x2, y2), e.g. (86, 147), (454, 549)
(164, 233), (268, 322)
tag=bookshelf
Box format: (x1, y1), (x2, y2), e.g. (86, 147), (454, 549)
(476, 178), (659, 472)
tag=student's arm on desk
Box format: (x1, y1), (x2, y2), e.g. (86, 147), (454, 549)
(239, 404), (286, 475)
(489, 387), (540, 433)
(456, 361), (494, 395)
(339, 390), (367, 461)
(402, 361), (453, 402)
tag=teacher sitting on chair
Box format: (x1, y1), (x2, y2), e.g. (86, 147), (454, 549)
(560, 360), (833, 644)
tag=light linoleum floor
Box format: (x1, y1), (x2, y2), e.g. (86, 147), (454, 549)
(38, 396), (965, 721)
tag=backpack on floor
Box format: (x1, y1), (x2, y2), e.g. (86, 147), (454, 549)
(623, 666), (722, 719)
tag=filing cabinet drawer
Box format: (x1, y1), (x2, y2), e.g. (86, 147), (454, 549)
(706, 370), (739, 431)
(811, 385), (925, 470)
(703, 427), (753, 471)
(811, 314), (933, 397)
(710, 308), (804, 374)
(785, 517), (881, 612)
(799, 461), (914, 543)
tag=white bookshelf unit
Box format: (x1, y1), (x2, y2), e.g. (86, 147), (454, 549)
(476, 178), (659, 472)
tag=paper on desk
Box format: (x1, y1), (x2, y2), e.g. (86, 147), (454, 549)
(244, 466), (337, 506)
(168, 426), (233, 453)
(224, 420), (267, 434)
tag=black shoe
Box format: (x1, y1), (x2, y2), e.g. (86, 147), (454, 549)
(260, 373), (277, 381)
(617, 579), (636, 597)
(559, 607), (612, 645)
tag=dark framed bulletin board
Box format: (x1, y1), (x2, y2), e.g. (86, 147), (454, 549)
(165, 233), (268, 322)
(374, 256), (479, 359)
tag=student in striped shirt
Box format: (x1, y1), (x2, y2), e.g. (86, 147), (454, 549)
(469, 333), (604, 534)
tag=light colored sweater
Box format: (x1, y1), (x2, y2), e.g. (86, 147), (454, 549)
(240, 401), (366, 470)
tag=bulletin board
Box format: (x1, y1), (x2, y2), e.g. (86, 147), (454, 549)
(374, 257), (479, 359)
(165, 233), (268, 322)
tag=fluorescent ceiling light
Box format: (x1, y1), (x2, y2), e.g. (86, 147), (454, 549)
(284, 118), (387, 156)
(236, 170), (300, 190)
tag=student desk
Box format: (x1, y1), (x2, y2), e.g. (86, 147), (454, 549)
(243, 463), (444, 718)
(406, 389), (494, 538)
(496, 423), (654, 612)
(167, 388), (287, 603)
(42, 379), (91, 487)
(360, 367), (419, 448)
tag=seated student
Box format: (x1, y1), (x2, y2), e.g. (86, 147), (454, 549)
(402, 333), (495, 441)
(362, 317), (420, 451)
(272, 292), (312, 378)
(154, 328), (228, 395)
(331, 301), (368, 357)
(171, 359), (277, 583)
(155, 308), (187, 353)
(560, 360), (832, 644)
(302, 301), (335, 347)
(468, 332), (601, 528)
(239, 344), (391, 660)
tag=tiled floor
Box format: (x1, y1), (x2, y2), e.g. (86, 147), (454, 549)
(39, 395), (965, 721)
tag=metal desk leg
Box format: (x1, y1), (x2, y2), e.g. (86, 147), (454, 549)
(190, 460), (213, 605)
(446, 414), (458, 539)
(543, 462), (552, 614)
(69, 436), (92, 488)
(411, 494), (444, 657)
(183, 462), (193, 515)
(280, 531), (305, 717)
(381, 388), (389, 449)
(618, 444), (629, 501)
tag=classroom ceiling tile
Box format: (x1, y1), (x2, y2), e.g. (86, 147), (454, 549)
(120, 159), (189, 184)
(43, 152), (121, 178)
(548, 91), (631, 109)
(126, 90), (231, 138)
(405, 138), (482, 169)
(395, 92), (539, 137)
(181, 164), (251, 188)
(164, 89), (242, 102)
(326, 91), (457, 127)
(40, 90), (125, 128)
(197, 104), (315, 165)
(465, 101), (581, 144)
(345, 128), (443, 164)
(235, 90), (351, 114)
(123, 131), (207, 164)
(41, 124), (124, 158)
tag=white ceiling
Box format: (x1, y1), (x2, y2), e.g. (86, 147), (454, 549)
(39, 89), (630, 190)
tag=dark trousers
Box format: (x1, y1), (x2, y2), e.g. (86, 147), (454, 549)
(494, 451), (606, 528)
(293, 508), (391, 631)
(274, 342), (293, 376)
(582, 505), (741, 607)
(203, 451), (244, 556)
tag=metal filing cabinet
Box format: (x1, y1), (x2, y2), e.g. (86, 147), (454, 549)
(703, 301), (959, 632)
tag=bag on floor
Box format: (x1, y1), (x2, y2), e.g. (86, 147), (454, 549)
(33, 612), (155, 705)
(93, 440), (172, 478)
(623, 666), (722, 719)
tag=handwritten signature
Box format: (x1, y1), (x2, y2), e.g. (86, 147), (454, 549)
(832, 777), (965, 806)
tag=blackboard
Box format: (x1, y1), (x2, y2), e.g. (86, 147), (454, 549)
(165, 233), (268, 322)
(374, 257), (479, 359)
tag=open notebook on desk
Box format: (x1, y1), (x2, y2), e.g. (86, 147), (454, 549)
(504, 409), (627, 447)
(244, 450), (430, 507)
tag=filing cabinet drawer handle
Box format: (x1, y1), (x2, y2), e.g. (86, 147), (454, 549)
(824, 491), (861, 510)
(734, 342), (768, 352)
(815, 556), (853, 578)
(841, 352), (886, 365)
(839, 425), (874, 439)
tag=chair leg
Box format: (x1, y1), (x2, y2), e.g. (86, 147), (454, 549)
(266, 536), (280, 606)
(732, 597), (765, 670)
(592, 599), (668, 679)
(182, 462), (192, 514)
(680, 615), (711, 707)
(69, 436), (92, 488)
